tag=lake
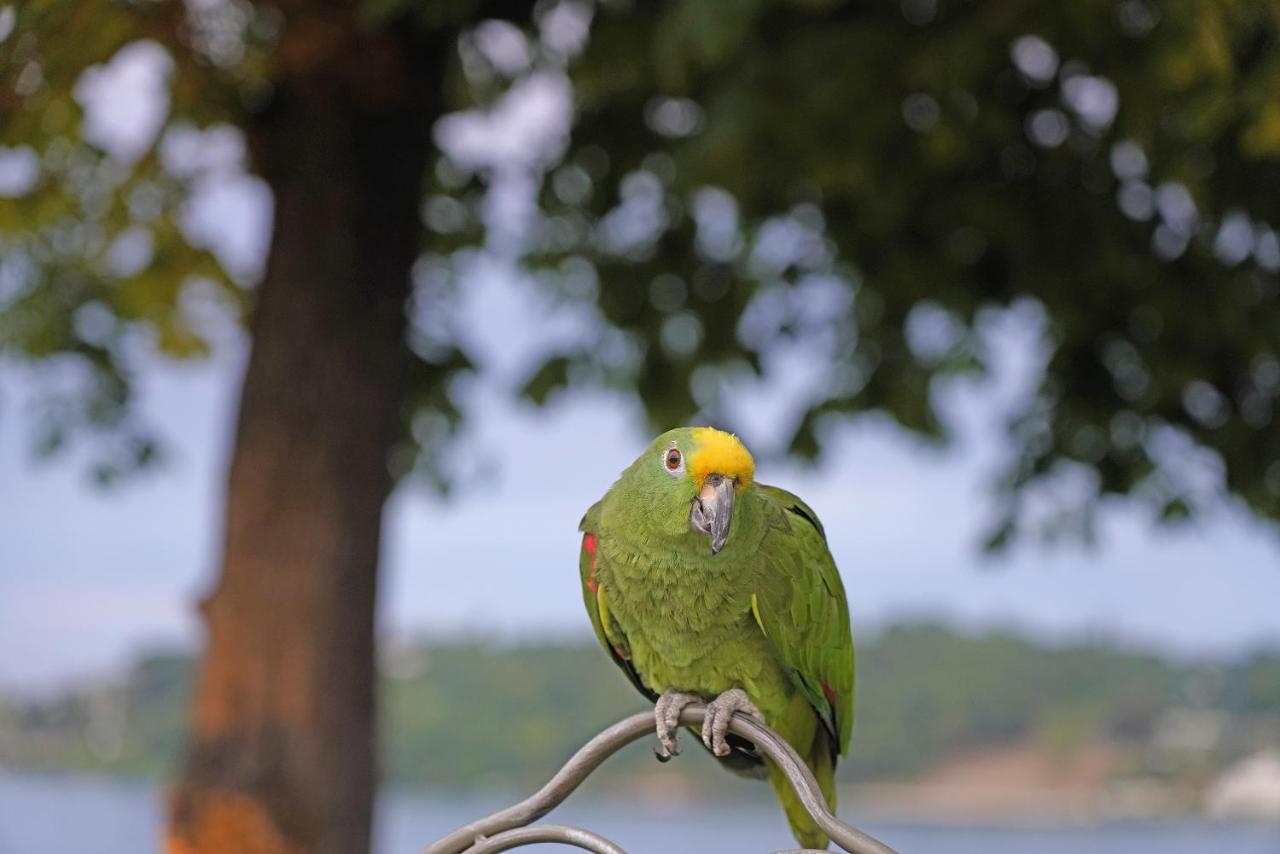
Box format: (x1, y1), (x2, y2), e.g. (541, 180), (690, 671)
(2, 772), (1278, 853)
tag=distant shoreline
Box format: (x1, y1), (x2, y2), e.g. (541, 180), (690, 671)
(4, 625), (1278, 824)
(10, 768), (1280, 829)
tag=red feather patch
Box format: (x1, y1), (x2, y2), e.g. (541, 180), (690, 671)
(821, 680), (838, 709)
(583, 532), (599, 591)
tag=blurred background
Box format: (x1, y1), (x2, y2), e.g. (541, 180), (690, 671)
(2, 1), (1280, 852)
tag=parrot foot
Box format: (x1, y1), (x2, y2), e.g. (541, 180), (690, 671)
(702, 688), (764, 757)
(653, 689), (700, 759)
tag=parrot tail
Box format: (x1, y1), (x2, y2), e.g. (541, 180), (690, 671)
(767, 723), (836, 850)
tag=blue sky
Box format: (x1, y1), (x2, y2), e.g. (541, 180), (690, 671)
(3, 35), (1280, 696)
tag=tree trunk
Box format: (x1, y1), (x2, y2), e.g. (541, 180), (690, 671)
(168, 12), (440, 854)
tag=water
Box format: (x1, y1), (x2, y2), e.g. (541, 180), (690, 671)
(2, 772), (1278, 853)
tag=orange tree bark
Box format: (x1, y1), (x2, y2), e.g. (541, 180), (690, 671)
(167, 10), (444, 854)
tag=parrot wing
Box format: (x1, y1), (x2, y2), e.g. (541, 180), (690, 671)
(750, 483), (855, 757)
(578, 501), (657, 702)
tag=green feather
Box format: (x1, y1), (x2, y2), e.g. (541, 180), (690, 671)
(753, 483), (856, 758)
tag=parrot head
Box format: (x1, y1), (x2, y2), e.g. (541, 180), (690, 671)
(616, 426), (755, 555)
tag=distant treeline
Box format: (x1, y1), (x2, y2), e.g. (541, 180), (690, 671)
(2, 624), (1277, 789)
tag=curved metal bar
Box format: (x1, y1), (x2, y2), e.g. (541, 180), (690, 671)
(462, 825), (626, 854)
(422, 705), (898, 854)
(423, 712), (653, 854)
(728, 714), (896, 854)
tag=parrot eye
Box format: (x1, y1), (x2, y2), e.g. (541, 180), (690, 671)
(664, 447), (684, 474)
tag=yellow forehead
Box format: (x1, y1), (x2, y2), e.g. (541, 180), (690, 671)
(688, 427), (755, 489)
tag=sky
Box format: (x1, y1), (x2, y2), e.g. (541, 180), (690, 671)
(3, 31), (1280, 697)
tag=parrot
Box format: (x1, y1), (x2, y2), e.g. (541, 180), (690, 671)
(578, 426), (855, 849)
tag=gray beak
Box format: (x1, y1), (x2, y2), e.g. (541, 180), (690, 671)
(689, 474), (735, 554)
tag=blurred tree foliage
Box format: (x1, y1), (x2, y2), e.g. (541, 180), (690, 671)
(521, 0), (1280, 546)
(0, 0), (240, 481)
(4, 0), (1279, 545)
(0, 0), (1276, 542)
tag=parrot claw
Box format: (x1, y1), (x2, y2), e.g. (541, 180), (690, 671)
(702, 688), (764, 757)
(653, 689), (700, 760)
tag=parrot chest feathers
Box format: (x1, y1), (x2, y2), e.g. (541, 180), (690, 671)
(596, 537), (782, 693)
(598, 537), (751, 630)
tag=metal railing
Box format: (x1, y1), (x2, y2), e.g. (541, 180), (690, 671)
(423, 704), (898, 854)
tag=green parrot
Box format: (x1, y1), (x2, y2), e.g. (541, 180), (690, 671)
(578, 426), (855, 849)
